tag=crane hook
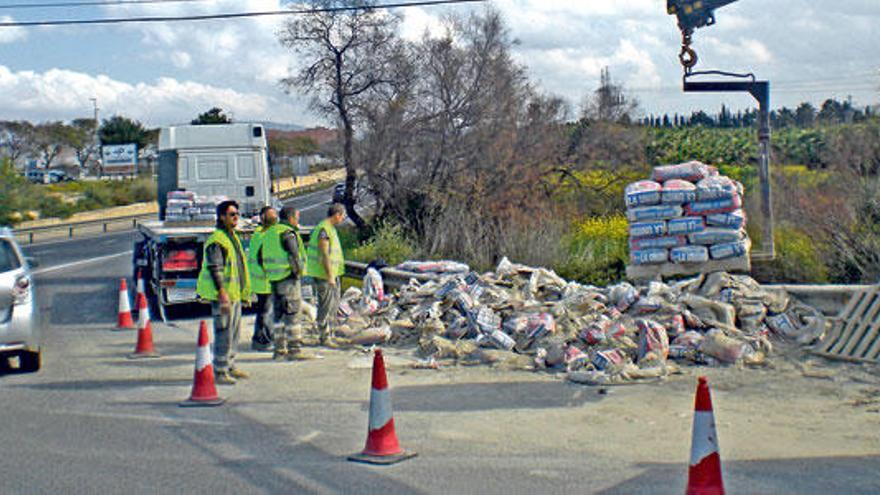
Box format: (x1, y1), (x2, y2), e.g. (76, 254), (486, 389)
(679, 45), (698, 70)
(678, 32), (698, 72)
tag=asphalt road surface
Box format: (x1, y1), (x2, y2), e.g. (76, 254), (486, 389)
(2, 187), (879, 494)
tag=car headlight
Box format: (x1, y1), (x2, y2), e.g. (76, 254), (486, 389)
(13, 276), (32, 305)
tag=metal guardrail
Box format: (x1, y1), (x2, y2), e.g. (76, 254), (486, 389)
(13, 214), (154, 244)
(11, 174), (344, 245)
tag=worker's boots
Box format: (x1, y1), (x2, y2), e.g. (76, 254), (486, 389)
(272, 337), (288, 361)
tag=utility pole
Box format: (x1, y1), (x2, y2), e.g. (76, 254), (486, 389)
(90, 97), (100, 177)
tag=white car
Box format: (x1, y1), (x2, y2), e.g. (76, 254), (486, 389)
(0, 227), (40, 373)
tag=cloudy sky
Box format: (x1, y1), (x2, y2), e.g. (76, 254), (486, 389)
(0, 0), (877, 127)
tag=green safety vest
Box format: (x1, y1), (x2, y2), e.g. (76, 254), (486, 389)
(305, 219), (345, 280)
(262, 223), (306, 282)
(247, 226), (271, 294)
(196, 229), (252, 302)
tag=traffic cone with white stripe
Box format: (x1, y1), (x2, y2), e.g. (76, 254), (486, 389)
(128, 292), (160, 359)
(116, 278), (135, 330)
(686, 376), (725, 495)
(347, 349), (417, 465)
(180, 321), (225, 407)
(135, 269), (146, 312)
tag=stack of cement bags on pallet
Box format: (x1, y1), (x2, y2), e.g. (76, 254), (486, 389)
(165, 190), (227, 223)
(626, 161), (750, 269)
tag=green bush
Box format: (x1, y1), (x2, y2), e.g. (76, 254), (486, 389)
(349, 220), (416, 266)
(752, 225), (829, 283)
(555, 215), (629, 286)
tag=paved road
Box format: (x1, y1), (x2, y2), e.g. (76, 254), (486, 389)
(3, 187), (880, 493)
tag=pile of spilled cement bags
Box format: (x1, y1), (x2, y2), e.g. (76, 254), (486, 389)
(332, 257), (826, 385)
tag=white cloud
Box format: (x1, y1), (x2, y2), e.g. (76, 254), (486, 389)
(400, 7), (446, 41)
(0, 16), (27, 44)
(170, 51), (192, 69)
(0, 65), (288, 126)
(704, 37), (774, 64)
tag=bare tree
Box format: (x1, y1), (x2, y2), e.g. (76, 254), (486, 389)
(0, 121), (36, 165)
(33, 122), (72, 169)
(70, 118), (98, 174)
(358, 10), (569, 267)
(278, 0), (403, 230)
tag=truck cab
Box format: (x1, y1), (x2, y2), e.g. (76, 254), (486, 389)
(157, 123), (272, 219)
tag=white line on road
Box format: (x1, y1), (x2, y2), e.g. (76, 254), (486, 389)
(49, 409), (227, 426)
(282, 187), (334, 204)
(33, 250), (132, 275)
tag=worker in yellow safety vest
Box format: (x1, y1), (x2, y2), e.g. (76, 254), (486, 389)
(196, 200), (252, 385)
(247, 206), (277, 352)
(304, 203), (346, 347)
(262, 205), (308, 360)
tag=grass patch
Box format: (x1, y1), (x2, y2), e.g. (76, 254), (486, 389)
(555, 214), (629, 286)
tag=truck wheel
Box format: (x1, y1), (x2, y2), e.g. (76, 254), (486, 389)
(19, 350), (41, 373)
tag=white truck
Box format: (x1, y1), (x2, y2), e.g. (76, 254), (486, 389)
(134, 123), (275, 320)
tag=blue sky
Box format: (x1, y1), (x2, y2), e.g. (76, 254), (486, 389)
(0, 0), (877, 127)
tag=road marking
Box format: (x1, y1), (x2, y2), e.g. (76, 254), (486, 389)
(299, 201), (330, 213)
(49, 409), (227, 426)
(33, 250), (132, 275)
(295, 430), (321, 445)
(282, 187), (334, 204)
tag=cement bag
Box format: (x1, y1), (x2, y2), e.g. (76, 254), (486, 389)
(301, 301), (317, 322)
(637, 319), (670, 363)
(631, 248), (668, 265)
(627, 205), (683, 222)
(706, 209), (746, 229)
(651, 161), (715, 183)
(670, 245), (710, 264)
(397, 260), (469, 274)
(668, 217), (705, 235)
(630, 221), (667, 238)
(350, 326), (392, 345)
(609, 283), (640, 312)
(685, 194), (742, 216)
(625, 180), (662, 207)
(661, 179), (697, 204)
(696, 176), (743, 201)
(629, 235), (687, 251)
(710, 240), (750, 260)
(698, 329), (752, 363)
(362, 267), (385, 302)
(688, 228), (746, 245)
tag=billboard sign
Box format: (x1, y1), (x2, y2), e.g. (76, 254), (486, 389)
(102, 143), (138, 174)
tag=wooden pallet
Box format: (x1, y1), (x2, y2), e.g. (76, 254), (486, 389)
(626, 255), (751, 281)
(813, 285), (880, 364)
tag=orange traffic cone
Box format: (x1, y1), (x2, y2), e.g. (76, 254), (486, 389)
(135, 269), (146, 311)
(116, 278), (135, 330)
(180, 321), (225, 407)
(128, 292), (160, 359)
(348, 349), (417, 465)
(686, 376), (725, 495)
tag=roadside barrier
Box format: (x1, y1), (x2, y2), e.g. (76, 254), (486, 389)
(348, 349), (417, 465)
(180, 321), (225, 407)
(686, 376), (725, 495)
(15, 214), (150, 245)
(116, 278), (135, 330)
(128, 293), (160, 359)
